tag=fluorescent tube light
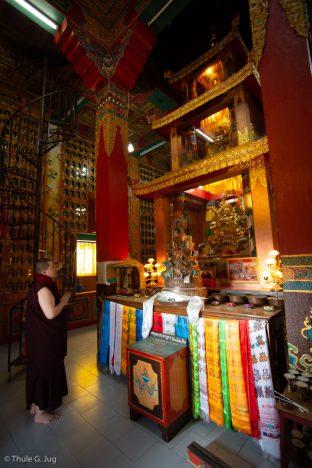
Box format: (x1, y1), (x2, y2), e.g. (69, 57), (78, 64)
(195, 128), (214, 143)
(140, 140), (166, 156)
(148, 0), (173, 26)
(11, 0), (58, 30)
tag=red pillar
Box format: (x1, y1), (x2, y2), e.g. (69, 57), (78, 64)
(259, 0), (312, 369)
(55, 17), (156, 289)
(259, 0), (312, 254)
(95, 84), (129, 261)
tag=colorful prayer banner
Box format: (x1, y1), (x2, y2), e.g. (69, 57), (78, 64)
(225, 320), (251, 435)
(205, 318), (224, 426)
(197, 318), (209, 422)
(249, 320), (280, 459)
(219, 320), (231, 430)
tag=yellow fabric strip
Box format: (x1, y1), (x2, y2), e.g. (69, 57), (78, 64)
(121, 305), (130, 376)
(129, 307), (136, 344)
(205, 318), (224, 426)
(189, 322), (193, 351)
(225, 320), (251, 435)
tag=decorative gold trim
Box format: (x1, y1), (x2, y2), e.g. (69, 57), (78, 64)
(132, 137), (268, 196)
(284, 279), (312, 282)
(95, 83), (128, 158)
(152, 63), (256, 130)
(279, 0), (308, 38)
(249, 155), (267, 189)
(248, 0), (269, 67)
(282, 254), (312, 258)
(167, 17), (247, 84)
(283, 290), (312, 293)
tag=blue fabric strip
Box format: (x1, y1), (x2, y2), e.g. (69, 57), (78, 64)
(136, 308), (143, 341)
(98, 300), (110, 367)
(175, 315), (189, 342)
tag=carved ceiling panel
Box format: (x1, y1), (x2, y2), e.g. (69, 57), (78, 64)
(49, 0), (152, 49)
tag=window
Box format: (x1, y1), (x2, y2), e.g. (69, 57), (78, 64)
(76, 234), (96, 276)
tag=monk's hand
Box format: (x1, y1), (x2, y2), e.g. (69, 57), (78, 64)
(62, 292), (71, 306)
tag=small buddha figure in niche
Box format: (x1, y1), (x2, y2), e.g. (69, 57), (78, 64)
(174, 214), (188, 235)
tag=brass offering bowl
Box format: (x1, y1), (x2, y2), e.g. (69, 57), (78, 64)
(295, 380), (309, 401)
(211, 293), (229, 303)
(267, 297), (285, 309)
(284, 372), (297, 391)
(228, 294), (247, 305)
(247, 295), (268, 307)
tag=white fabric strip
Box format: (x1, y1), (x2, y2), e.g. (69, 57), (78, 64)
(142, 291), (204, 339)
(249, 320), (280, 461)
(109, 301), (116, 374)
(197, 318), (210, 421)
(113, 303), (123, 375)
(161, 313), (176, 335)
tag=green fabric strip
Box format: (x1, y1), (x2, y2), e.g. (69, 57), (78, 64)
(191, 323), (200, 419)
(219, 320), (232, 430)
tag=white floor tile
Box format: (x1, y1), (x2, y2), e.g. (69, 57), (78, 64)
(82, 401), (118, 429)
(0, 324), (280, 468)
(96, 413), (135, 441)
(137, 441), (185, 468)
(117, 425), (157, 461)
(78, 437), (122, 468)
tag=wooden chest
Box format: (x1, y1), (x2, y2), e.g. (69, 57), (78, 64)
(127, 335), (191, 441)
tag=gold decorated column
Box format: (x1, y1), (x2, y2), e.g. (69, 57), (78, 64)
(43, 124), (62, 262)
(128, 155), (141, 261)
(249, 156), (275, 288)
(170, 126), (182, 170)
(154, 195), (171, 268)
(234, 86), (253, 145)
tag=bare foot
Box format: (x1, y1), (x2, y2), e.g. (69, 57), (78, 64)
(29, 403), (38, 415)
(34, 410), (60, 424)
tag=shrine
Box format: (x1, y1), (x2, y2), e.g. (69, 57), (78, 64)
(0, 1), (312, 466)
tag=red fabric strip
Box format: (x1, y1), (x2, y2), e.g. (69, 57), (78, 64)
(239, 320), (261, 438)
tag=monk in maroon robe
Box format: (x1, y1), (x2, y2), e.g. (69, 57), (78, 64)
(25, 259), (71, 424)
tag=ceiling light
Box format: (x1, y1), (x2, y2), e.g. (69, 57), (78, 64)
(9, 0), (58, 30)
(195, 128), (214, 143)
(140, 140), (166, 156)
(148, 0), (173, 26)
(128, 143), (134, 153)
(205, 67), (213, 75)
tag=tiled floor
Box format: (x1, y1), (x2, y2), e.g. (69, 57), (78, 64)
(0, 325), (279, 467)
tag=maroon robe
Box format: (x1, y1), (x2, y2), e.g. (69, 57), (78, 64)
(25, 273), (68, 411)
